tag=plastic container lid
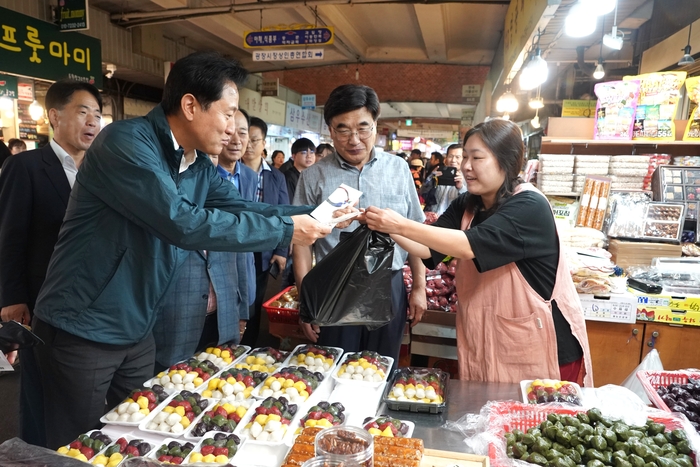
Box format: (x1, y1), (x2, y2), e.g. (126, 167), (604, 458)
(301, 456), (348, 467)
(315, 426), (373, 466)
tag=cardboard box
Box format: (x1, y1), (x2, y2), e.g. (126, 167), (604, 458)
(578, 292), (638, 323)
(608, 240), (682, 269)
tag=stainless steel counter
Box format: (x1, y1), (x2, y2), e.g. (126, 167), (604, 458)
(375, 380), (520, 453)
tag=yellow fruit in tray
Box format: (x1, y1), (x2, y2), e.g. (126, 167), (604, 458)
(203, 454), (216, 463)
(107, 461), (120, 467)
(221, 350), (231, 359)
(368, 428), (382, 436)
(255, 414), (268, 425)
(76, 454), (88, 462)
(202, 390), (213, 398)
(193, 377), (203, 387)
(181, 416), (190, 428)
(163, 406), (175, 414)
(236, 406), (247, 419)
(283, 379), (294, 389)
(57, 447), (69, 454)
(215, 455), (229, 464)
(189, 453), (203, 463)
(267, 414), (281, 422)
(109, 453), (123, 462)
(317, 418), (332, 428)
(92, 455), (108, 465)
(212, 348), (222, 357)
(306, 419), (317, 427)
(68, 448), (81, 457)
(381, 426), (394, 437)
(222, 403), (235, 414)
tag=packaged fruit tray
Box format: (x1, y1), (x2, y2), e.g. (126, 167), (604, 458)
(183, 431), (245, 465)
(252, 365), (325, 405)
(520, 379), (583, 405)
(148, 438), (197, 465)
(193, 343), (250, 370)
(230, 346), (289, 374)
(145, 358), (222, 393)
(332, 350), (393, 387)
(197, 367), (268, 400)
(362, 415), (415, 438)
(382, 367), (449, 413)
(233, 396), (301, 445)
(487, 401), (696, 467)
(296, 401), (347, 432)
(56, 430), (113, 464)
(263, 286), (300, 325)
(283, 344), (344, 375)
(101, 386), (170, 426)
(94, 435), (155, 467)
(138, 390), (213, 437)
(184, 398), (255, 440)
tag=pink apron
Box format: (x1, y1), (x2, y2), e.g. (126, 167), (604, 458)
(455, 183), (594, 387)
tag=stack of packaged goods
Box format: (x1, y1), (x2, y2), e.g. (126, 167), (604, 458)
(538, 154), (575, 194)
(673, 155), (700, 166)
(576, 176), (612, 230)
(573, 155), (610, 193)
(609, 155), (651, 190)
(644, 154), (672, 190)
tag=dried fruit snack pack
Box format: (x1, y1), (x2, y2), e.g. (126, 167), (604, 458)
(200, 368), (267, 400)
(683, 77), (700, 141)
(593, 80), (640, 140)
(624, 72), (687, 141)
(56, 430), (112, 463)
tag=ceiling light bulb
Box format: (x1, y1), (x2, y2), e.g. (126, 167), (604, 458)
(520, 51), (549, 91)
(580, 0), (616, 16)
(529, 97), (544, 109)
(29, 100), (44, 121)
(4, 110), (13, 119)
(603, 26), (624, 50)
(0, 96), (12, 111)
(501, 113), (510, 121)
(679, 45), (695, 66)
(593, 62), (606, 80)
(531, 114), (541, 128)
(496, 90), (519, 114)
(565, 3), (597, 38)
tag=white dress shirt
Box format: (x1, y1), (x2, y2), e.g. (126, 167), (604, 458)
(50, 139), (78, 188)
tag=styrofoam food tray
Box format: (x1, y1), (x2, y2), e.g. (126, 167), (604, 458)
(332, 352), (394, 388)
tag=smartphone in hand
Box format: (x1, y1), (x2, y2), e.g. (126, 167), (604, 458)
(269, 261), (281, 279)
(436, 167), (457, 186)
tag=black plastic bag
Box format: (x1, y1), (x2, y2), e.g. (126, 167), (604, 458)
(0, 321), (43, 354)
(300, 225), (395, 330)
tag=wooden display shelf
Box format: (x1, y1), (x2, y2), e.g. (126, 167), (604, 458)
(421, 449), (489, 467)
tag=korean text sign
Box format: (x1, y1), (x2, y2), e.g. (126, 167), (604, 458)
(0, 6), (102, 89)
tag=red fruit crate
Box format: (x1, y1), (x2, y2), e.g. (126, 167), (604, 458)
(486, 401), (690, 467)
(263, 286), (300, 325)
(637, 370), (700, 412)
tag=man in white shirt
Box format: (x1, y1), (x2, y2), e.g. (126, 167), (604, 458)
(0, 79), (102, 447)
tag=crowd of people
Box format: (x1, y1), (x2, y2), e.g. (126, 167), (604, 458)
(0, 50), (592, 449)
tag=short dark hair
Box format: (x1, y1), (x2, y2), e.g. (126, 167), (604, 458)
(7, 138), (26, 151)
(324, 84), (380, 125)
(446, 144), (461, 154)
(249, 116), (268, 139)
(237, 108), (250, 127)
(292, 138), (315, 155)
(316, 143), (333, 154)
(45, 79), (103, 115)
(162, 51), (248, 116)
(462, 119), (524, 215)
(431, 152), (444, 165)
(410, 149), (422, 156)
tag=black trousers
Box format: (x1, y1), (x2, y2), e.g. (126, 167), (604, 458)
(19, 347), (46, 447)
(317, 270), (407, 368)
(240, 253), (269, 347)
(32, 319), (155, 449)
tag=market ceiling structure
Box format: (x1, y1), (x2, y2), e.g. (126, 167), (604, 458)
(94, 0), (654, 122)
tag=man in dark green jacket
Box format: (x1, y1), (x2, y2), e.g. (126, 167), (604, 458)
(32, 52), (331, 448)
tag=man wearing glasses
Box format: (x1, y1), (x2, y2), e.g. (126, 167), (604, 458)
(293, 84), (427, 366)
(241, 116), (290, 346)
(284, 137), (316, 202)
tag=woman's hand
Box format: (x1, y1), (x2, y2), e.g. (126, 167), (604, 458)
(365, 206), (405, 235)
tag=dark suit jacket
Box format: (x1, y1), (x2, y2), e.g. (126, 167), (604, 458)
(260, 166), (290, 269)
(0, 145), (70, 312)
(237, 163), (257, 304)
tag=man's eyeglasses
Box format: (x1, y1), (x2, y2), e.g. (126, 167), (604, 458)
(332, 126), (374, 142)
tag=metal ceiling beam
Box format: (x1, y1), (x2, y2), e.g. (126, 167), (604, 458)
(111, 0), (510, 27)
(315, 5), (369, 60)
(295, 6), (360, 60)
(414, 4), (447, 61)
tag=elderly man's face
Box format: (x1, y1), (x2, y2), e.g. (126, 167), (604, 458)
(329, 107), (376, 168)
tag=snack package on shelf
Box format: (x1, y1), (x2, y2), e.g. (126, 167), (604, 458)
(684, 77), (700, 141)
(574, 155), (611, 175)
(593, 80), (640, 140)
(565, 248), (615, 295)
(624, 71), (687, 141)
(576, 176), (611, 230)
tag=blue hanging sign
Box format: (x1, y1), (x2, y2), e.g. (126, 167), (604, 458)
(244, 27), (334, 49)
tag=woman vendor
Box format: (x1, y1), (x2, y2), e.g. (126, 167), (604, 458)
(365, 119), (593, 386)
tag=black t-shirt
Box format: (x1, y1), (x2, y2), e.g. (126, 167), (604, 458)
(284, 166), (301, 203)
(425, 191), (583, 365)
